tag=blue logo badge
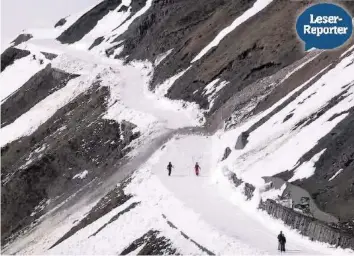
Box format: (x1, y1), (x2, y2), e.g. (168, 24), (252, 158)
(296, 3), (353, 50)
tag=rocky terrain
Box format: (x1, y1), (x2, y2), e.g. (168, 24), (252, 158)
(1, 0), (354, 254)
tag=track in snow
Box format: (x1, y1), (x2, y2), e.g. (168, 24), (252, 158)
(151, 135), (347, 255)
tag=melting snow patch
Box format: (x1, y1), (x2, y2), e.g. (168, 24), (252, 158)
(329, 169), (343, 181)
(289, 149), (326, 182)
(154, 49), (173, 66)
(73, 170), (89, 180)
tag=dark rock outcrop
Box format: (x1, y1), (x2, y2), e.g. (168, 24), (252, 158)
(1, 64), (80, 127)
(1, 84), (139, 245)
(88, 36), (105, 50)
(259, 199), (354, 250)
(11, 34), (33, 47)
(263, 177), (338, 223)
(1, 47), (31, 72)
(291, 108), (354, 222)
(40, 52), (58, 60)
(54, 18), (67, 28)
(221, 147), (231, 161)
(234, 132), (249, 150)
(120, 230), (178, 255)
(57, 0), (122, 44)
(227, 172), (255, 200)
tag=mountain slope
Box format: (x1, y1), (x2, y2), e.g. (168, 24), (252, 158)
(1, 0), (354, 254)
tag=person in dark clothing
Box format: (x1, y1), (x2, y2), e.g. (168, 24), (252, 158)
(167, 162), (173, 176)
(195, 162), (201, 176)
(277, 231), (286, 252)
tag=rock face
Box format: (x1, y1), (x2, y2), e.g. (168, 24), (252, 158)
(274, 107), (354, 223)
(54, 18), (67, 28)
(227, 172), (255, 200)
(120, 230), (178, 255)
(1, 47), (30, 72)
(1, 84), (139, 244)
(293, 109), (354, 223)
(234, 132), (249, 150)
(1, 64), (80, 127)
(220, 147), (231, 161)
(57, 0), (123, 44)
(11, 34), (33, 47)
(259, 199), (354, 250)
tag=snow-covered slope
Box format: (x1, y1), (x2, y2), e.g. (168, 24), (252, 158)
(1, 0), (354, 254)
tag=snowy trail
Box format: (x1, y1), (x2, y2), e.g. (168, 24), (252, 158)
(151, 135), (346, 255)
(1, 39), (202, 146)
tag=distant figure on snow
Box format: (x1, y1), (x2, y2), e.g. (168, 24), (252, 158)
(277, 231), (286, 252)
(195, 162), (201, 176)
(167, 162), (173, 176)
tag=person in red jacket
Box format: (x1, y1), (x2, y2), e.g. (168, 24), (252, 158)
(195, 162), (201, 176)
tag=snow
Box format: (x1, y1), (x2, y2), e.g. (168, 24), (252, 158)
(329, 169), (343, 182)
(0, 66), (93, 147)
(72, 0), (153, 55)
(110, 0), (153, 41)
(1, 39), (204, 146)
(0, 53), (49, 102)
(73, 170), (89, 179)
(154, 67), (191, 97)
(74, 1), (132, 51)
(203, 79), (229, 110)
(278, 52), (321, 85)
(44, 134), (353, 255)
(215, 52), (354, 187)
(289, 149), (326, 182)
(1, 0), (102, 50)
(3, 5), (354, 254)
(191, 0), (274, 63)
(341, 44), (354, 57)
(154, 49), (173, 66)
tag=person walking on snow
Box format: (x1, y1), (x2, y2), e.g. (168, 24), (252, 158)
(167, 162), (173, 176)
(195, 162), (201, 176)
(277, 231), (286, 252)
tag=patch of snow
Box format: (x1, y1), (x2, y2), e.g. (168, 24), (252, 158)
(216, 52), (354, 187)
(74, 2), (132, 52)
(110, 0), (153, 40)
(34, 144), (47, 153)
(73, 170), (89, 179)
(204, 80), (229, 110)
(278, 52), (321, 85)
(154, 67), (191, 97)
(109, 45), (124, 58)
(329, 169), (343, 182)
(191, 0), (274, 63)
(289, 149), (326, 182)
(0, 65), (96, 147)
(57, 125), (68, 132)
(260, 183), (287, 201)
(154, 49), (173, 66)
(0, 54), (49, 102)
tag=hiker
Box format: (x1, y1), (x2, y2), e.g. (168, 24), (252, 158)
(277, 231), (286, 252)
(167, 162), (173, 176)
(195, 162), (201, 176)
